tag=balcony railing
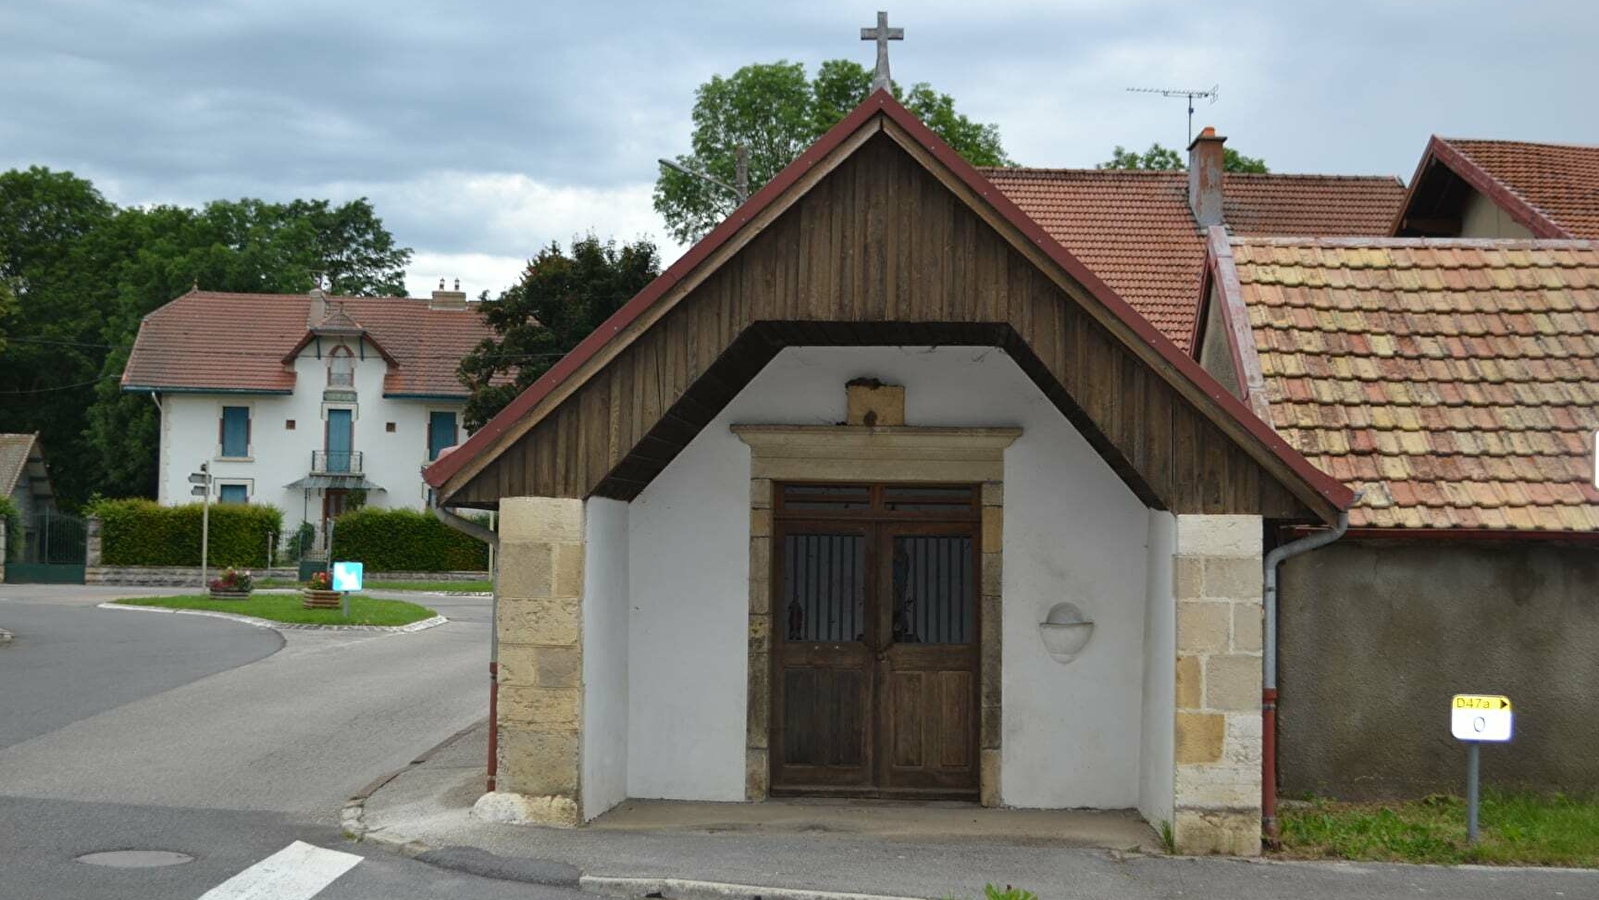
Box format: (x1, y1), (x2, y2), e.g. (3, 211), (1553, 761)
(311, 450), (363, 475)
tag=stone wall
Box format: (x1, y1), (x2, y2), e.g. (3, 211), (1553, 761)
(1171, 514), (1264, 856)
(1279, 540), (1599, 798)
(492, 496), (586, 825)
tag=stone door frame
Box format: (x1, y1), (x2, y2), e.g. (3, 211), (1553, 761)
(733, 424), (1019, 806)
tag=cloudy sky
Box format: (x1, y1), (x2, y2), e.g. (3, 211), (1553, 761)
(4, 1), (1594, 297)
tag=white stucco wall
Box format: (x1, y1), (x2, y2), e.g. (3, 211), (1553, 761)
(1139, 510), (1177, 826)
(582, 497), (630, 820)
(624, 345), (1155, 807)
(1459, 188), (1534, 239)
(154, 336), (467, 531)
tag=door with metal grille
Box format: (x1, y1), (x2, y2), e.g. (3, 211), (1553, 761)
(770, 483), (980, 798)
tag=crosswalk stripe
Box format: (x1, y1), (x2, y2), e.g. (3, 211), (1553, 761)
(197, 840), (362, 900)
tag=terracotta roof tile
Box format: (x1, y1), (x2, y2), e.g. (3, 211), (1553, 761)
(1443, 138), (1599, 239)
(1230, 236), (1599, 532)
(983, 168), (1405, 347)
(0, 433), (40, 497)
(123, 290), (496, 398)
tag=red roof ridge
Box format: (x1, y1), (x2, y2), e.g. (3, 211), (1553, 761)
(425, 89), (1354, 519)
(984, 166), (1401, 183)
(1440, 135), (1599, 151)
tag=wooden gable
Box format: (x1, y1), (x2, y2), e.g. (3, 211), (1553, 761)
(437, 109), (1345, 523)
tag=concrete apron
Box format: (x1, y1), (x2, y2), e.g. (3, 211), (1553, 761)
(351, 722), (1164, 900)
(583, 798), (1158, 849)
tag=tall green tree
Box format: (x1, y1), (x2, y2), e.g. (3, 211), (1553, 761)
(654, 60), (1012, 243)
(1098, 143), (1269, 173)
(459, 235), (660, 429)
(0, 167), (119, 506)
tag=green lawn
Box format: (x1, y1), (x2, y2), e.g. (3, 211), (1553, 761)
(256, 578), (490, 593)
(1278, 791), (1599, 867)
(113, 593), (438, 627)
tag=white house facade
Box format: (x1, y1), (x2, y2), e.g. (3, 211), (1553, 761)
(124, 286), (494, 543)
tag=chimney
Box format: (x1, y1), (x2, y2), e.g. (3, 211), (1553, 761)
(1187, 126), (1226, 227)
(430, 278), (467, 310)
(307, 287), (328, 327)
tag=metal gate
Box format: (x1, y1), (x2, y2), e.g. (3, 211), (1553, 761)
(5, 510), (87, 584)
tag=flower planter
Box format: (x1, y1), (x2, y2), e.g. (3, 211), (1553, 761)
(209, 589), (252, 602)
(301, 589), (343, 610)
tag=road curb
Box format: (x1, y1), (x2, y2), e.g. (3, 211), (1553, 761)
(97, 602), (449, 634)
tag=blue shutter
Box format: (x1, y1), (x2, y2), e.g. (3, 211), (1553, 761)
(428, 411), (458, 460)
(221, 407), (250, 457)
(219, 484), (248, 504)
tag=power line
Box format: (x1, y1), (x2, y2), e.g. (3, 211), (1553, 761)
(0, 374), (121, 395)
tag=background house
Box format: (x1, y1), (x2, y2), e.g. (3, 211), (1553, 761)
(122, 285), (493, 548)
(0, 432), (59, 568)
(1393, 137), (1599, 240)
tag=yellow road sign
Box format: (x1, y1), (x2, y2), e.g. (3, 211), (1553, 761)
(1451, 693), (1512, 741)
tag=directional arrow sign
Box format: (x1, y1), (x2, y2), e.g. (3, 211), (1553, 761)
(189, 472), (210, 485)
(191, 485), (208, 497)
(1451, 693), (1512, 742)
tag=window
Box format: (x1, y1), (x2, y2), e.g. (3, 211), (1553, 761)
(428, 411), (458, 461)
(328, 345), (355, 387)
(219, 406), (251, 457)
(385, 422), (396, 433)
(218, 483), (248, 505)
(285, 419), (296, 430)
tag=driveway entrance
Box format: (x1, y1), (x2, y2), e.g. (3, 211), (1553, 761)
(5, 510), (86, 584)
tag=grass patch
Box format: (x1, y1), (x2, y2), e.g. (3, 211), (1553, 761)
(113, 594), (438, 627)
(1278, 791), (1599, 867)
(256, 578), (490, 593)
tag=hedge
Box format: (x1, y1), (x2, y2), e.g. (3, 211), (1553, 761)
(89, 498), (282, 568)
(0, 496), (18, 561)
(328, 507), (489, 572)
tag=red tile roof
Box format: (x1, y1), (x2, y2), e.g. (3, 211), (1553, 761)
(123, 290), (494, 398)
(1218, 236), (1599, 532)
(982, 169), (1406, 348)
(1438, 138), (1599, 239)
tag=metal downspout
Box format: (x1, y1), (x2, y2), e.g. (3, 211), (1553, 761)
(1261, 489), (1362, 844)
(431, 497), (501, 793)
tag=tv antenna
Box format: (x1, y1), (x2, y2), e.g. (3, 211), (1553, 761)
(1127, 84), (1218, 143)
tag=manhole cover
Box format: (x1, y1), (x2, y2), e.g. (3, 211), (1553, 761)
(75, 850), (195, 868)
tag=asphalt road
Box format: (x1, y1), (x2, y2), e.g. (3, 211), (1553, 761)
(0, 584), (585, 900)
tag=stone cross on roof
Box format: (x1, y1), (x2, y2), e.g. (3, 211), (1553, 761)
(860, 10), (903, 94)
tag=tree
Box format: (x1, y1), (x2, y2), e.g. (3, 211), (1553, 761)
(459, 236), (660, 429)
(654, 60), (1012, 243)
(0, 167), (119, 506)
(1097, 143), (1269, 174)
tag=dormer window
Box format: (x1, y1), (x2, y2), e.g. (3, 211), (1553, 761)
(328, 345), (355, 388)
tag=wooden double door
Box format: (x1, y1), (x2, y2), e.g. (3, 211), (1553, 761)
(770, 483), (981, 799)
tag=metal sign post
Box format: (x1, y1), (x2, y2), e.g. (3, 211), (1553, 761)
(1451, 693), (1513, 844)
(189, 464), (212, 591)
